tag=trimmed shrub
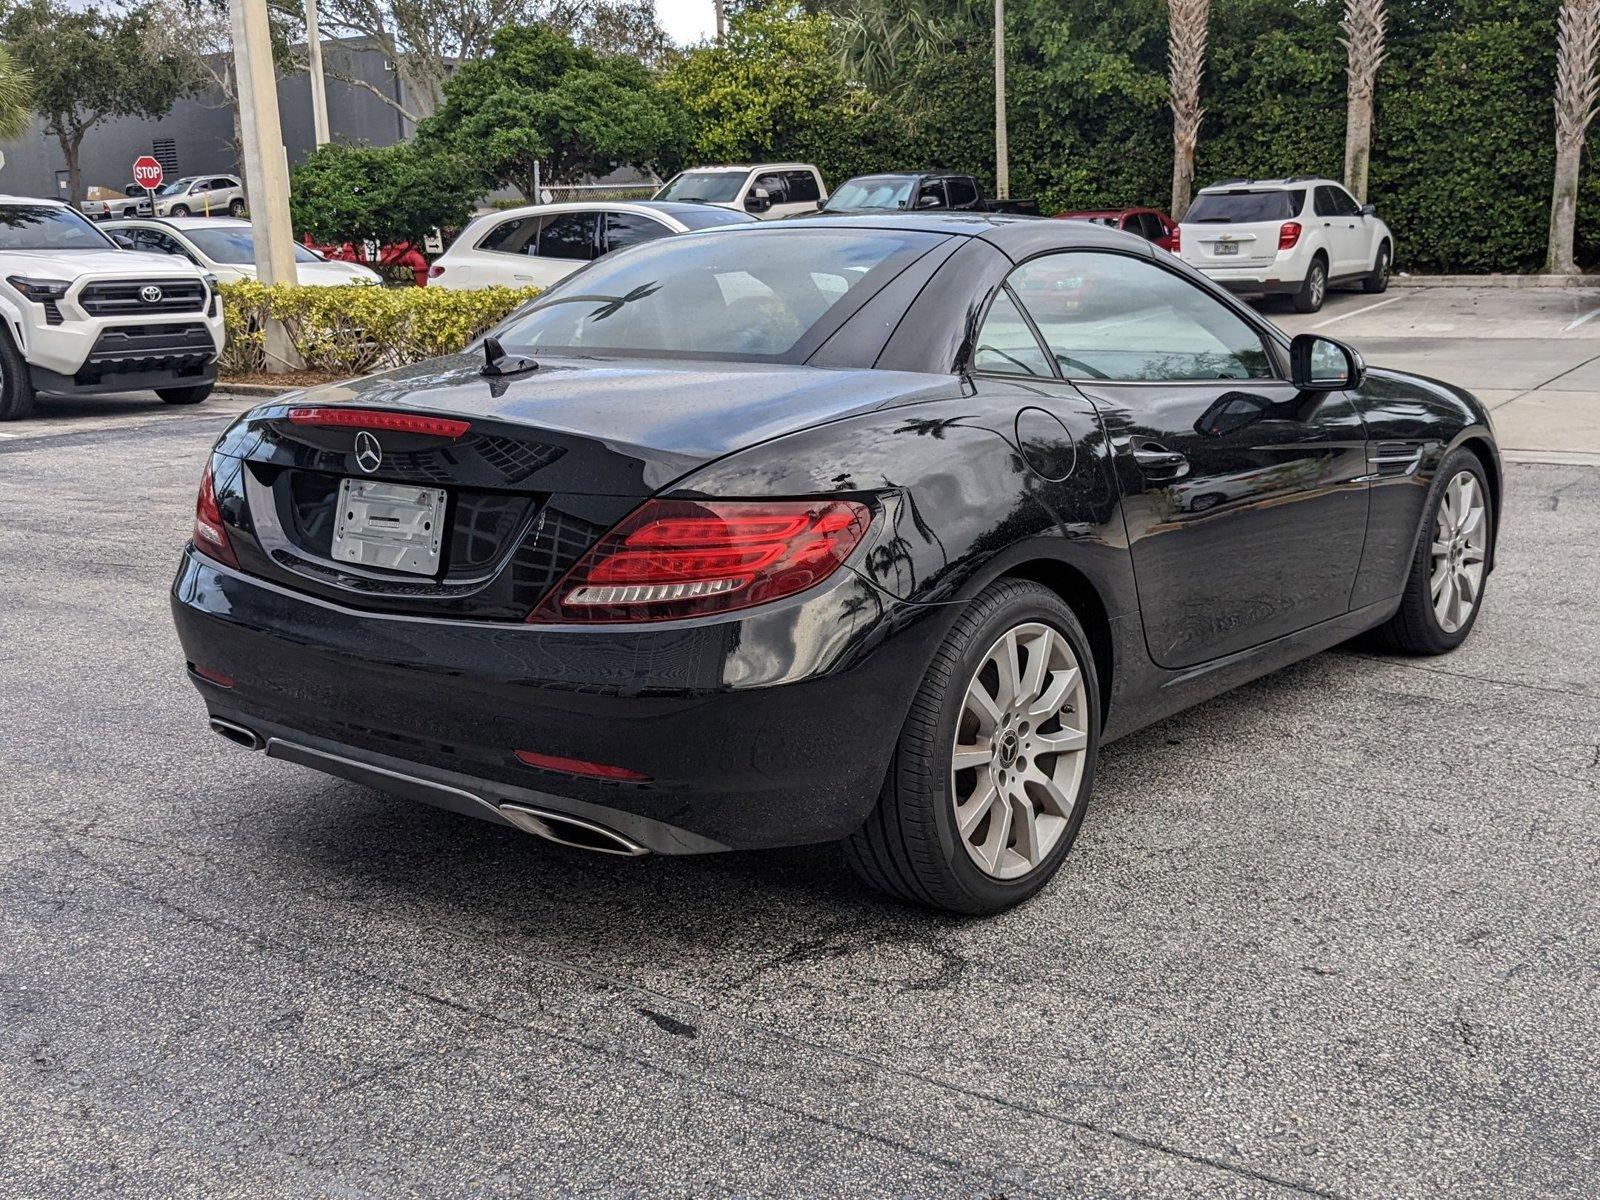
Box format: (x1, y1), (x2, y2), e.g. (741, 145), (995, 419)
(219, 282), (541, 377)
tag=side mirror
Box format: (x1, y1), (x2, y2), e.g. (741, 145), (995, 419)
(1290, 333), (1365, 391)
(916, 194), (944, 209)
(744, 187), (772, 214)
(1359, 203), (1376, 216)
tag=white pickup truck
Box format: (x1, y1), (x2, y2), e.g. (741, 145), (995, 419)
(0, 195), (225, 419)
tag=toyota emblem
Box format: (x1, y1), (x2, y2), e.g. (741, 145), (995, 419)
(354, 430), (383, 473)
(139, 284), (164, 304)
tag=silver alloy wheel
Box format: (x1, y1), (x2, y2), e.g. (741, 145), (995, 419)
(1309, 263), (1327, 307)
(950, 621), (1090, 880)
(1429, 469), (1489, 633)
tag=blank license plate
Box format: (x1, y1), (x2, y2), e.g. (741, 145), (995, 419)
(1213, 241), (1240, 256)
(330, 478), (447, 575)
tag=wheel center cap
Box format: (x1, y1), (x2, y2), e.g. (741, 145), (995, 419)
(998, 732), (1019, 767)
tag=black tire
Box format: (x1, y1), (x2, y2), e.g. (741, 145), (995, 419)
(1291, 255), (1328, 313)
(1363, 242), (1391, 294)
(170, 204), (190, 217)
(1372, 448), (1493, 655)
(0, 326), (37, 420)
(156, 383), (214, 405)
(844, 579), (1101, 915)
(228, 198), (246, 217)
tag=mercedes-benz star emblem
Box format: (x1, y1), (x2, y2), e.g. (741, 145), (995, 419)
(139, 284), (164, 304)
(353, 430), (383, 474)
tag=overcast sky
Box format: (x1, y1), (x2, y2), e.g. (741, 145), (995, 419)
(654, 0), (717, 46)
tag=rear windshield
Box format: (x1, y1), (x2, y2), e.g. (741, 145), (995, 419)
(497, 227), (941, 360)
(1185, 190), (1304, 223)
(0, 205), (115, 250)
(654, 171), (746, 204)
(185, 226), (323, 264)
(823, 177), (916, 212)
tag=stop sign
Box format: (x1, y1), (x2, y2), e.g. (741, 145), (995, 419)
(132, 155), (163, 190)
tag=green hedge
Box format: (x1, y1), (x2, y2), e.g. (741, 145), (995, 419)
(669, 1), (1596, 274)
(219, 282), (541, 377)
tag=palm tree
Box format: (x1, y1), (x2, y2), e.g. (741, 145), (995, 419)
(0, 44), (32, 142)
(1548, 0), (1600, 273)
(1340, 0), (1387, 203)
(1167, 0), (1210, 220)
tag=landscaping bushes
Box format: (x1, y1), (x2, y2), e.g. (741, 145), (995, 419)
(219, 282), (541, 377)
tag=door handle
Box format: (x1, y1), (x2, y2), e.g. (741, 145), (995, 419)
(1132, 441), (1190, 479)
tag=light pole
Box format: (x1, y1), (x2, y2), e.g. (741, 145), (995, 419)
(230, 0), (301, 371)
(994, 0), (1009, 200)
(305, 0), (331, 146)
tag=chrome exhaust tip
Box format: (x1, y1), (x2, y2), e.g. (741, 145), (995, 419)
(497, 803), (650, 857)
(209, 717), (265, 752)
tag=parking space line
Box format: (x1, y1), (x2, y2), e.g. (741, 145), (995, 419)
(1561, 305), (1600, 333)
(1309, 295), (1404, 329)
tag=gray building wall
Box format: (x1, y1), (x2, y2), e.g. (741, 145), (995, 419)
(0, 39), (414, 202)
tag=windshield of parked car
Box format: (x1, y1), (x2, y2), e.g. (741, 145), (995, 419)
(496, 227), (942, 359)
(156, 178), (200, 197)
(823, 177), (917, 212)
(654, 171), (747, 204)
(182, 226), (322, 264)
(1185, 190), (1304, 223)
(0, 204), (116, 250)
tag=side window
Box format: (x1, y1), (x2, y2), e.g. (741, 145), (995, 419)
(972, 287), (1052, 377)
(1008, 252), (1276, 382)
(946, 176), (979, 208)
(534, 212), (598, 260)
(211, 178), (235, 191)
(916, 179), (949, 209)
(148, 231), (188, 257)
(1313, 186), (1338, 217)
(189, 180), (210, 193)
(479, 216), (535, 255)
(752, 173), (788, 204)
(1137, 213), (1166, 241)
(783, 170), (821, 204)
(603, 211), (670, 254)
(1331, 186), (1361, 216)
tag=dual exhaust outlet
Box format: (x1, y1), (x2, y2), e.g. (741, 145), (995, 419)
(208, 717), (650, 857)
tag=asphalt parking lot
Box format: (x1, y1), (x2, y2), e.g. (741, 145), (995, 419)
(3, 289), (1599, 1198)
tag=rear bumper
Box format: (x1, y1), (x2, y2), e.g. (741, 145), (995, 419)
(171, 548), (948, 853)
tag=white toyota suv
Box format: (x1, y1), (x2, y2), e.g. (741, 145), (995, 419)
(1179, 177), (1393, 313)
(653, 163), (828, 219)
(0, 196), (225, 419)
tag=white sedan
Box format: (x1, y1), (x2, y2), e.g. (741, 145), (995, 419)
(104, 217), (382, 286)
(426, 200), (756, 290)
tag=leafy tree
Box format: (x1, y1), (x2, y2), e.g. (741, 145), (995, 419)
(664, 6), (907, 187)
(2, 1), (197, 204)
(0, 44), (29, 142)
(289, 141), (479, 246)
(419, 23), (690, 197)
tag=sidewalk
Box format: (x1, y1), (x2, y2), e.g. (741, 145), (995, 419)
(1273, 286), (1600, 465)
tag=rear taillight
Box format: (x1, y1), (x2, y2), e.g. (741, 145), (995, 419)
(1278, 221), (1302, 251)
(287, 407), (470, 438)
(193, 461), (239, 569)
(1169, 227), (1180, 252)
(528, 498), (872, 623)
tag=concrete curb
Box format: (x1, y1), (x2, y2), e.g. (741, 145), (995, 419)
(214, 382), (300, 399)
(1392, 274), (1600, 288)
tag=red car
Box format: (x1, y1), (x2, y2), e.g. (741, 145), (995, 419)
(1054, 207), (1179, 253)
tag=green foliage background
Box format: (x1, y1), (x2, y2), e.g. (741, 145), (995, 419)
(669, 0), (1598, 273)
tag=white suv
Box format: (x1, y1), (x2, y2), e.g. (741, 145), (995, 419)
(653, 164), (828, 219)
(1179, 177), (1393, 313)
(0, 197), (225, 419)
(152, 175), (246, 218)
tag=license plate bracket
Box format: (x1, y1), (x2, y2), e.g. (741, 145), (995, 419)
(330, 478), (447, 576)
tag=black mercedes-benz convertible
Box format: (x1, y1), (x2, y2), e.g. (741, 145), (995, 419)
(172, 215), (1499, 914)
